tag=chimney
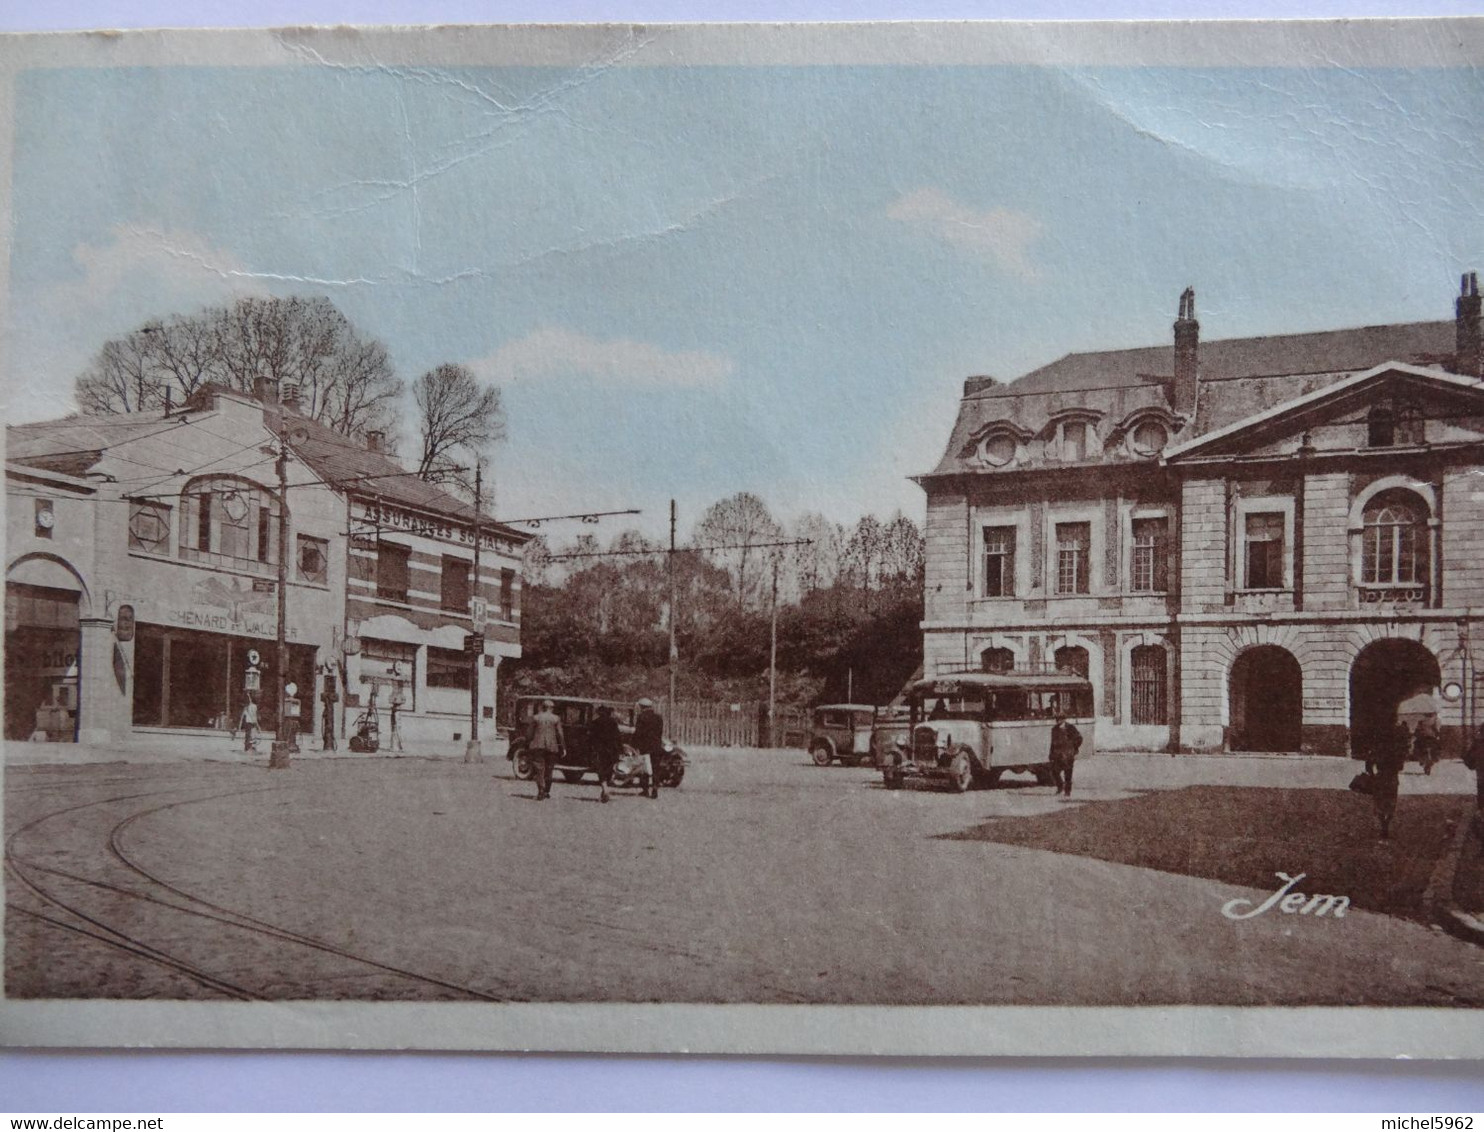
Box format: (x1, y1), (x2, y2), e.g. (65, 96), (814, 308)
(281, 382), (302, 412)
(1170, 286), (1199, 418)
(1456, 271), (1481, 378)
(365, 430), (384, 453)
(253, 376), (280, 404)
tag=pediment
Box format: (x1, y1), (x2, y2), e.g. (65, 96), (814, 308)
(1164, 363), (1484, 463)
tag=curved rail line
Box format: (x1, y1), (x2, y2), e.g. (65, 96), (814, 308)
(6, 782), (509, 1002)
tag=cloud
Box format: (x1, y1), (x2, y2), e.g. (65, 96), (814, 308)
(6, 224), (265, 421)
(471, 326), (735, 389)
(886, 188), (1042, 280)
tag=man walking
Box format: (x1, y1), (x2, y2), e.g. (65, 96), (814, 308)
(526, 698), (565, 801)
(592, 704), (623, 803)
(1372, 719), (1410, 841)
(1049, 711), (1083, 796)
(633, 697), (665, 800)
(240, 698), (259, 754)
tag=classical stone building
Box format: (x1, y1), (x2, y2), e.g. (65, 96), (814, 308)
(5, 382), (529, 748)
(919, 275), (1484, 756)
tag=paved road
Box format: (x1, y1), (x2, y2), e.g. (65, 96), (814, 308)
(5, 747), (1482, 1005)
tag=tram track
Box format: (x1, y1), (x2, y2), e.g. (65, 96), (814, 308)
(6, 780), (511, 1001)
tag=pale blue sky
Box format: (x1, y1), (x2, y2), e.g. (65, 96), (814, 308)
(7, 59), (1482, 534)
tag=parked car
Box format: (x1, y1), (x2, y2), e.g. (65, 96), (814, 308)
(875, 670), (1096, 792)
(808, 703), (903, 766)
(506, 695), (687, 788)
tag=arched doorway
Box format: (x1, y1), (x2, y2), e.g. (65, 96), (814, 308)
(1229, 645), (1302, 752)
(1349, 639), (1440, 759)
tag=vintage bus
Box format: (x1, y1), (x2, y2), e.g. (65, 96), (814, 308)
(874, 670), (1096, 792)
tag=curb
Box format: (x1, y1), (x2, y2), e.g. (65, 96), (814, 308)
(1427, 799), (1484, 947)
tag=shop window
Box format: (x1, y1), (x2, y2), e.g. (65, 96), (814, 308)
(982, 526), (1016, 597)
(376, 542), (411, 603)
(128, 500), (171, 553)
(981, 647), (1014, 674)
(1130, 517), (1168, 593)
(441, 555), (471, 612)
(1055, 522), (1091, 595)
(500, 568), (516, 621)
(1361, 489), (1430, 593)
(298, 535), (329, 585)
(1131, 645), (1168, 724)
(1243, 512), (1285, 590)
(427, 645), (469, 689)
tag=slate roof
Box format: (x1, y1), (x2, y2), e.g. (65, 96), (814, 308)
(927, 319), (1463, 479)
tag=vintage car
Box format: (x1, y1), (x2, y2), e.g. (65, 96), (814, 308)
(874, 670), (1096, 792)
(506, 695), (687, 787)
(808, 703), (901, 766)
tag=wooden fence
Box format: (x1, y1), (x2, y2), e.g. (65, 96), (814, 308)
(498, 693), (808, 748)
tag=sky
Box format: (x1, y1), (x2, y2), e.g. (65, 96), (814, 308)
(5, 51), (1483, 541)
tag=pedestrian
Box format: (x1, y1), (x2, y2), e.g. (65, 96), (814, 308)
(388, 688), (405, 752)
(633, 697), (665, 799)
(1372, 718), (1409, 841)
(1049, 711), (1082, 796)
(1463, 727), (1484, 840)
(1413, 713), (1441, 775)
(240, 698), (259, 753)
(526, 698), (564, 801)
(591, 704), (624, 804)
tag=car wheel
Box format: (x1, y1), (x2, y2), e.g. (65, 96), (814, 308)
(513, 752), (536, 780)
(947, 750), (974, 793)
(659, 764), (685, 788)
(560, 768), (585, 783)
(811, 744), (834, 766)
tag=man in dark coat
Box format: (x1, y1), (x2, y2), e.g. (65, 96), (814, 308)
(526, 698), (565, 801)
(633, 697), (665, 799)
(1049, 712), (1083, 796)
(591, 704), (624, 804)
(1371, 719), (1409, 840)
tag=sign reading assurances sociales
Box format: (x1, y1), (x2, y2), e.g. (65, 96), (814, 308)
(355, 500), (512, 552)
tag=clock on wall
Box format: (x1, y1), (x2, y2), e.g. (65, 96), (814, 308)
(34, 498), (54, 536)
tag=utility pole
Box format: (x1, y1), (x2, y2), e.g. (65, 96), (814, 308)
(269, 434), (291, 770)
(465, 462), (484, 763)
(768, 554), (779, 747)
(668, 498), (678, 713)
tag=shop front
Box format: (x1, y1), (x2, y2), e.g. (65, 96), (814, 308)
(131, 622), (317, 733)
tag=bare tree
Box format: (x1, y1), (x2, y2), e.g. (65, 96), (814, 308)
(788, 511), (844, 597)
(73, 295), (403, 439)
(411, 363), (506, 479)
(841, 514), (885, 590)
(693, 492), (784, 608)
(879, 511), (925, 588)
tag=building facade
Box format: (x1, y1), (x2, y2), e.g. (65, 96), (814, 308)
(920, 276), (1484, 757)
(5, 383), (528, 748)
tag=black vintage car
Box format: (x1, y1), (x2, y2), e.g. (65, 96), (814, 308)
(506, 695), (686, 787)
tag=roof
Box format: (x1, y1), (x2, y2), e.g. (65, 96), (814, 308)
(268, 406), (531, 543)
(6, 414), (191, 477)
(1001, 320), (1454, 398)
(926, 318), (1464, 479)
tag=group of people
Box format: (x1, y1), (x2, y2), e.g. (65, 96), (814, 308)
(524, 697), (667, 803)
(1359, 711), (1475, 841)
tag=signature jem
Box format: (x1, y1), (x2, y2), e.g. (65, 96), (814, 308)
(1221, 872), (1350, 920)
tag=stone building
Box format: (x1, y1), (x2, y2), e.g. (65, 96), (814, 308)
(5, 382), (528, 748)
(919, 275), (1484, 756)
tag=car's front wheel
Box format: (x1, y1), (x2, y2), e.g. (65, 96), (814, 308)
(811, 744), (834, 766)
(513, 752), (536, 780)
(946, 749), (974, 793)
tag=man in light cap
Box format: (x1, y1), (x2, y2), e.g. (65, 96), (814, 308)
(633, 697), (665, 799)
(526, 698), (564, 801)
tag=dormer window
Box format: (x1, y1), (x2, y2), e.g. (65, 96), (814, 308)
(1060, 420), (1089, 461)
(1130, 419), (1168, 457)
(979, 432), (1017, 467)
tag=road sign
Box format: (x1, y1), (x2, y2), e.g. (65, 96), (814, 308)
(471, 596), (488, 630)
(466, 632), (485, 655)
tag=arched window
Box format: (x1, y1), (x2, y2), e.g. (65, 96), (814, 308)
(981, 647), (1014, 674)
(1361, 489), (1429, 589)
(1054, 645), (1088, 678)
(179, 476), (280, 569)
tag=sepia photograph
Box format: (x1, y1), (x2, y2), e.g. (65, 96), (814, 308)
(1, 18), (1483, 1059)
